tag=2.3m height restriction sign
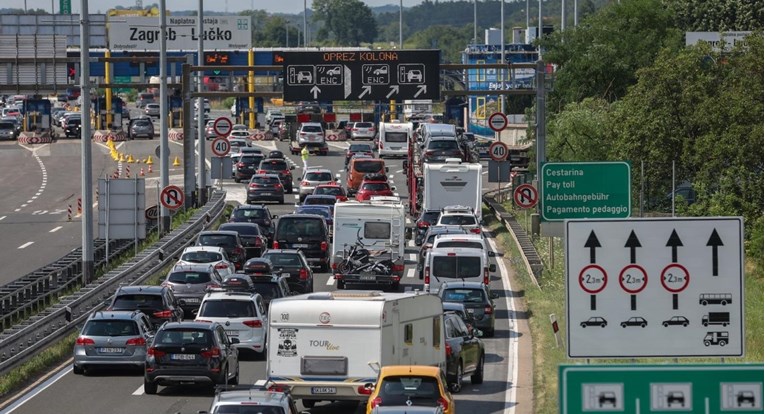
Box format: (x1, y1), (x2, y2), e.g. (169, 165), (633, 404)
(160, 185), (184, 210)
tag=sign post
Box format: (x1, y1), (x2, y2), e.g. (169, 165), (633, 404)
(489, 140), (509, 199)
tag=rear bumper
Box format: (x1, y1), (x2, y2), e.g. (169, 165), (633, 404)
(270, 379), (374, 402)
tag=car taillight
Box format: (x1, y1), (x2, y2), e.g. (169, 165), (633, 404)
(392, 264), (405, 272)
(425, 150), (435, 155)
(76, 337), (95, 346)
(201, 347), (221, 359)
(126, 337), (146, 346)
(255, 238), (263, 247)
(215, 263), (228, 270)
(424, 267), (430, 284)
(300, 132), (306, 136)
(417, 221), (430, 229)
(320, 241), (328, 251)
(352, 128), (358, 131)
(153, 310), (174, 319)
(268, 385), (287, 392)
(249, 183), (258, 188)
(471, 228), (482, 234)
(256, 169), (266, 174)
(147, 347), (165, 357)
(243, 320), (263, 328)
(370, 397), (382, 408)
(237, 162), (245, 167)
(274, 183), (283, 188)
(234, 247), (244, 255)
(282, 170), (291, 175)
(299, 268), (309, 280)
(484, 267), (489, 285)
(334, 273), (344, 280)
(273, 241), (279, 249)
(445, 342), (452, 357)
(301, 181), (309, 186)
(358, 385), (373, 395)
(485, 305), (494, 315)
(438, 396), (449, 411)
(195, 319), (212, 323)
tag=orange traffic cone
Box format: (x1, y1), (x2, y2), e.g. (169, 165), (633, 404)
(139, 167), (145, 176)
(148, 164), (153, 174)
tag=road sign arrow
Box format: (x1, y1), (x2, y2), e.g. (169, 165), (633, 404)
(584, 230), (601, 264)
(414, 84), (427, 98)
(310, 85), (321, 99)
(358, 85), (372, 99)
(666, 229), (683, 263)
(344, 65), (352, 98)
(706, 228), (723, 276)
(625, 230), (641, 264)
(386, 85), (399, 99)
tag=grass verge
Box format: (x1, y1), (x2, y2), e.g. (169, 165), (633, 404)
(485, 203), (764, 414)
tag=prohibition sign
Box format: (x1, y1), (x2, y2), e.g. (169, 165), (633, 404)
(488, 112), (508, 132)
(514, 184), (538, 208)
(160, 185), (184, 210)
(213, 117), (233, 137)
(211, 137), (231, 157)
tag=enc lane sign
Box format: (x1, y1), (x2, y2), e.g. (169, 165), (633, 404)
(566, 217), (744, 358)
(541, 161), (631, 221)
(282, 50), (440, 102)
(488, 141), (509, 161)
(211, 137), (231, 157)
(488, 112), (508, 132)
(160, 185), (185, 210)
(513, 183), (538, 208)
(213, 117), (233, 137)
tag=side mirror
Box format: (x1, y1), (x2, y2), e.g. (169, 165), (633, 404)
(230, 337), (240, 344)
(487, 251), (496, 257)
(489, 264), (497, 272)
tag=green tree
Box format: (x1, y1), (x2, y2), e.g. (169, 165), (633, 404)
(313, 0), (378, 45)
(405, 25), (474, 63)
(663, 0), (764, 31)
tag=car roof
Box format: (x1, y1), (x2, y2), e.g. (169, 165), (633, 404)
(171, 263), (215, 272)
(182, 246), (227, 253)
(304, 194), (337, 201)
(199, 230), (240, 237)
(233, 204), (269, 210)
(379, 365), (442, 377)
(87, 310), (143, 321)
(215, 388), (291, 406)
(203, 290), (259, 301)
(263, 249), (305, 256)
(116, 285), (165, 294)
(161, 321), (217, 330)
(252, 173), (281, 179)
(434, 233), (483, 242)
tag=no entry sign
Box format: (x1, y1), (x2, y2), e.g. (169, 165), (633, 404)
(213, 117), (233, 137)
(488, 112), (508, 132)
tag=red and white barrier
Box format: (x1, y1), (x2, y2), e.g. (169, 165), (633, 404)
(168, 129), (184, 141)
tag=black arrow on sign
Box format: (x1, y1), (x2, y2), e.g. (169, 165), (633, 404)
(666, 229), (683, 263)
(584, 231), (601, 264)
(624, 230), (641, 264)
(706, 228), (723, 276)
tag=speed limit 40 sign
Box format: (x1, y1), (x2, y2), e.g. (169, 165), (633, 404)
(489, 141), (509, 162)
(211, 137), (231, 157)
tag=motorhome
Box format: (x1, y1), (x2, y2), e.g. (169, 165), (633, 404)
(267, 291), (446, 406)
(423, 159), (483, 220)
(378, 121), (413, 158)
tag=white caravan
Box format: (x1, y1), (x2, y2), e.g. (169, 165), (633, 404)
(267, 291), (446, 405)
(423, 158), (483, 220)
(378, 121), (413, 158)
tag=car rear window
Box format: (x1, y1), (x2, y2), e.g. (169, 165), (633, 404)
(251, 281), (281, 301)
(442, 288), (487, 304)
(315, 186), (342, 196)
(361, 182), (390, 191)
(134, 120), (151, 126)
(276, 217), (325, 239)
(421, 211), (441, 224)
(427, 140), (459, 150)
(140, 93), (154, 100)
(435, 241), (483, 250)
(239, 155), (263, 164)
(440, 215), (478, 226)
(356, 122), (373, 128)
(167, 271), (213, 284)
(305, 172), (333, 181)
(431, 256), (481, 279)
(198, 300), (255, 318)
(198, 234), (237, 247)
(156, 329), (212, 346)
(349, 144), (373, 152)
(301, 125), (322, 133)
(383, 132), (408, 142)
(260, 160), (288, 171)
(378, 375), (440, 404)
(353, 161), (384, 173)
(232, 208), (267, 219)
(304, 197), (336, 206)
(112, 294), (164, 310)
(296, 207), (330, 218)
(249, 176), (280, 185)
(220, 224), (261, 236)
(215, 406), (285, 414)
(83, 320), (139, 337)
(181, 251), (225, 263)
(263, 253), (301, 266)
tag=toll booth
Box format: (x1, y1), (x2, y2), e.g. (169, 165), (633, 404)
(168, 95), (182, 127)
(22, 99), (52, 131)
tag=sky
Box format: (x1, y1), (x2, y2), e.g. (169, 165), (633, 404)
(18, 0), (422, 15)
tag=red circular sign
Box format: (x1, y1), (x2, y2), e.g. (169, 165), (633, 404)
(160, 185), (184, 210)
(211, 137), (231, 157)
(488, 112), (508, 132)
(578, 264), (608, 294)
(213, 116), (233, 137)
(488, 141), (509, 161)
(514, 184), (538, 209)
(660, 263), (690, 293)
(618, 264), (648, 294)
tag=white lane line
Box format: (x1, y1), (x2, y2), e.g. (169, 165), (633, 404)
(92, 202), (98, 209)
(0, 216), (5, 221)
(18, 242), (34, 249)
(486, 234), (518, 414)
(14, 209), (20, 212)
(0, 364), (73, 414)
(132, 385), (144, 396)
(326, 276), (335, 286)
(49, 226), (63, 233)
(20, 204), (27, 208)
(406, 268), (415, 278)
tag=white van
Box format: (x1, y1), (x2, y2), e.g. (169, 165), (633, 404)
(423, 247), (496, 293)
(378, 121), (412, 158)
(267, 291), (446, 405)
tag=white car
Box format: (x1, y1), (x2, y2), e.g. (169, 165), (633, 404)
(175, 246), (235, 277)
(228, 130), (251, 140)
(435, 205), (482, 234)
(231, 124), (248, 132)
(195, 290), (269, 358)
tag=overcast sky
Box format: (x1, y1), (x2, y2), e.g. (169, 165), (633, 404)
(19, 0), (419, 15)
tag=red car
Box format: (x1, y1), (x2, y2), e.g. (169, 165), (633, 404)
(355, 177), (395, 201)
(313, 184), (348, 202)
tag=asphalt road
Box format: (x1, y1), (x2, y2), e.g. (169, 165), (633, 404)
(0, 112), (521, 414)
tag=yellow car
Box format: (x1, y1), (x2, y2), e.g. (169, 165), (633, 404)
(365, 365), (455, 414)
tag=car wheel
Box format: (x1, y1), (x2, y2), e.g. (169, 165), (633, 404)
(279, 198), (284, 204)
(622, 324), (626, 328)
(143, 378), (158, 395)
(683, 322), (688, 327)
(704, 340), (711, 346)
(663, 322), (669, 327)
(451, 362), (463, 393)
(600, 323), (606, 328)
(471, 353), (484, 384)
(72, 364), (84, 375)
(641, 323), (646, 328)
(720, 340), (727, 346)
(581, 324), (586, 328)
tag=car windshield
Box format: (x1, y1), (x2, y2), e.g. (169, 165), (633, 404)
(302, 125), (322, 133)
(167, 271), (212, 284)
(156, 329), (212, 346)
(198, 300), (255, 318)
(83, 320), (139, 337)
(198, 234), (237, 247)
(431, 256), (481, 278)
(354, 161), (384, 173)
(260, 160), (288, 171)
(361, 182), (390, 191)
(440, 215), (478, 226)
(384, 132), (408, 142)
(263, 253), (301, 266)
(181, 251), (224, 263)
(112, 294), (163, 310)
(232, 208), (266, 219)
(213, 406), (285, 414)
(428, 140), (459, 150)
(305, 172), (333, 181)
(377, 375), (441, 406)
(442, 288), (486, 304)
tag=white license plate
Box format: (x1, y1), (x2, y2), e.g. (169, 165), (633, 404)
(360, 275), (376, 281)
(171, 354), (197, 360)
(281, 272), (291, 278)
(467, 308), (475, 314)
(98, 347), (124, 353)
(225, 330), (239, 337)
(311, 387), (337, 395)
(183, 298), (200, 304)
(293, 244), (309, 248)
(260, 192), (271, 195)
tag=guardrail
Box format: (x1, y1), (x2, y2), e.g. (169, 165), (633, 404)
(0, 190), (227, 377)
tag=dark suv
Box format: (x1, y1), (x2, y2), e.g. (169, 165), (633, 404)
(196, 231), (247, 271)
(421, 137), (464, 163)
(107, 285), (184, 329)
(273, 214), (331, 272)
(218, 222), (268, 259)
(261, 249), (314, 294)
(143, 321), (240, 394)
(64, 117), (81, 138)
(443, 311), (484, 393)
(227, 205), (277, 244)
(256, 158), (295, 193)
(234, 154), (264, 183)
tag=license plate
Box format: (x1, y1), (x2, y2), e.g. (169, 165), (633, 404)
(225, 330), (239, 337)
(260, 192), (271, 196)
(171, 354), (196, 360)
(98, 347), (124, 353)
(183, 298), (200, 304)
(311, 387), (336, 395)
(391, 147), (400, 150)
(360, 275), (376, 281)
(293, 243), (309, 248)
(281, 272), (291, 278)
(467, 309), (475, 314)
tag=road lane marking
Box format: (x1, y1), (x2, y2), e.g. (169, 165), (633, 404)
(0, 216), (5, 221)
(326, 276), (335, 286)
(0, 362), (73, 413)
(49, 226), (62, 233)
(18, 242), (34, 249)
(132, 385), (144, 396)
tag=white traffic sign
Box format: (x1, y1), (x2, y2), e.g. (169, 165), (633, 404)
(488, 112), (508, 132)
(566, 217), (744, 358)
(488, 141), (509, 162)
(211, 137), (231, 157)
(160, 185), (185, 210)
(213, 117), (233, 137)
(108, 16), (253, 51)
(513, 184), (538, 209)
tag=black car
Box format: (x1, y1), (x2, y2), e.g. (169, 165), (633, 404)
(256, 158), (295, 193)
(246, 174), (285, 204)
(195, 231), (247, 271)
(344, 143), (375, 167)
(143, 321), (240, 394)
(218, 223), (268, 259)
(261, 249), (314, 294)
(443, 312), (484, 393)
(64, 117), (81, 138)
(421, 137), (464, 163)
(242, 259), (292, 309)
(273, 214), (331, 272)
(414, 209), (442, 246)
(234, 154), (264, 183)
(107, 285), (184, 329)
(227, 205), (277, 243)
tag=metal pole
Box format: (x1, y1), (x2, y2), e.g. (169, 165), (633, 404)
(79, 0), (94, 285)
(286, 22), (289, 47)
(474, 0), (477, 44)
(105, 178), (110, 265)
(561, 0), (566, 31)
(538, 0), (543, 57)
(671, 159), (676, 216)
(640, 160), (644, 217)
(500, 0), (505, 114)
(159, 0), (170, 233)
(535, 59), (546, 215)
(399, 0), (403, 49)
(197, 0), (207, 206)
(574, 0), (578, 26)
(526, 0), (530, 31)
(183, 58), (195, 208)
(303, 0), (308, 47)
(134, 177), (139, 255)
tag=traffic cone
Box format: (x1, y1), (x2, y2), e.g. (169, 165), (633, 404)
(173, 156), (181, 167)
(146, 155), (153, 165)
(107, 137), (114, 149)
(127, 154), (135, 163)
(119, 153), (125, 162)
(148, 163), (153, 174)
(139, 167), (145, 176)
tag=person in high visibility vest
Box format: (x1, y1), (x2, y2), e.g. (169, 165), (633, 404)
(300, 146), (309, 170)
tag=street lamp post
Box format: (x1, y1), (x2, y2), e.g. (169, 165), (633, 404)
(500, 0), (505, 114)
(399, 0), (403, 49)
(474, 0), (477, 45)
(303, 0), (308, 47)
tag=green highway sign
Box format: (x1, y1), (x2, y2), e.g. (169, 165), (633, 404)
(559, 364), (763, 413)
(541, 161), (631, 221)
(60, 0), (71, 14)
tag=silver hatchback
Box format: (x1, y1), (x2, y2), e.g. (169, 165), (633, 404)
(298, 167), (339, 202)
(73, 310), (154, 374)
(161, 263), (225, 316)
